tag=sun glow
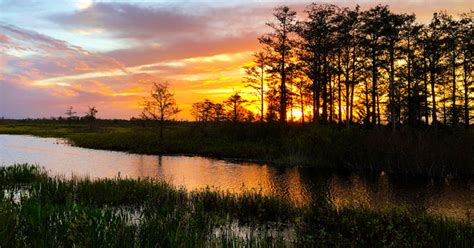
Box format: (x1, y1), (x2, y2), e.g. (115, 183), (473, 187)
(75, 0), (93, 10)
(290, 109), (303, 121)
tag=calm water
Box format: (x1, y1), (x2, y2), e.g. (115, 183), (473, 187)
(0, 134), (472, 221)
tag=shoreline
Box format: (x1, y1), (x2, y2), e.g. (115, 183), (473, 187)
(0, 121), (472, 179)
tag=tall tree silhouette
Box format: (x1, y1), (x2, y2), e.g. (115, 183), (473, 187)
(336, 6), (362, 126)
(195, 3), (472, 128)
(298, 4), (340, 123)
(459, 12), (473, 129)
(439, 13), (460, 126)
(360, 5), (390, 126)
(383, 12), (414, 128)
(422, 13), (445, 127)
(244, 51), (270, 122)
(401, 19), (423, 126)
(141, 82), (180, 139)
(259, 6), (297, 124)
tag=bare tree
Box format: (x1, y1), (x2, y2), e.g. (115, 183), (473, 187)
(244, 51), (270, 122)
(141, 82), (180, 139)
(65, 106), (76, 120)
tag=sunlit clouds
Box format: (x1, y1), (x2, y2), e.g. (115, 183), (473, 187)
(0, 0), (471, 119)
(75, 0), (93, 10)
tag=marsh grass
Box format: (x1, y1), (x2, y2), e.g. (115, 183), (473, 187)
(0, 164), (48, 186)
(0, 164), (472, 247)
(0, 120), (472, 178)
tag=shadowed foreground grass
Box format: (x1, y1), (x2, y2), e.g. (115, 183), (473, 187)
(0, 120), (472, 178)
(0, 164), (472, 247)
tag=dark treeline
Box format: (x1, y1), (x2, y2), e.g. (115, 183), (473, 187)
(191, 93), (255, 122)
(194, 4), (473, 129)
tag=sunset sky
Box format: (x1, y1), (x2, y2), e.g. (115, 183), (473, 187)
(1, 0), (472, 119)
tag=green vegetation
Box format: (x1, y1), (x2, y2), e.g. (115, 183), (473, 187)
(0, 120), (472, 178)
(1, 164), (472, 247)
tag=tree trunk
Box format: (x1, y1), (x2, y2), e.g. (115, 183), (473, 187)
(261, 66), (265, 123)
(322, 59), (328, 123)
(315, 81), (320, 123)
(430, 68), (438, 127)
(312, 59), (319, 123)
(280, 39), (287, 124)
(365, 79), (370, 126)
(337, 53), (342, 124)
(313, 81), (318, 123)
(371, 49), (377, 126)
(407, 39), (413, 126)
(389, 43), (396, 129)
(329, 70), (334, 123)
(345, 61), (350, 126)
(423, 61), (429, 125)
(349, 49), (356, 124)
(414, 80), (420, 124)
(350, 84), (355, 124)
(290, 92), (294, 122)
(300, 86), (305, 123)
(451, 48), (457, 126)
(376, 93), (381, 126)
(443, 86), (447, 126)
(463, 58), (469, 129)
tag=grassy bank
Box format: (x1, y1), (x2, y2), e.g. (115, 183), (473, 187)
(1, 164), (472, 247)
(0, 120), (472, 178)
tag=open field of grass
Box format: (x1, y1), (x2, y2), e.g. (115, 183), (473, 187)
(0, 120), (472, 178)
(1, 164), (472, 247)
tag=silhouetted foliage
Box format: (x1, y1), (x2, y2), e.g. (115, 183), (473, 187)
(64, 106), (77, 120)
(192, 93), (254, 123)
(243, 51), (270, 122)
(141, 82), (180, 139)
(206, 4), (473, 128)
(259, 6), (298, 124)
(84, 106), (98, 121)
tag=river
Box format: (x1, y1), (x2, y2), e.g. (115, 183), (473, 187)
(0, 134), (472, 221)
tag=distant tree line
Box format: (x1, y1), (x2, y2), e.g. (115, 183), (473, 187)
(195, 4), (472, 128)
(191, 92), (255, 122)
(64, 106), (98, 121)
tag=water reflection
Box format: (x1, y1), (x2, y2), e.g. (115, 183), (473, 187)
(0, 134), (472, 221)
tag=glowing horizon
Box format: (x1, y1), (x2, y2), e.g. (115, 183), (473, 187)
(1, 0), (471, 119)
